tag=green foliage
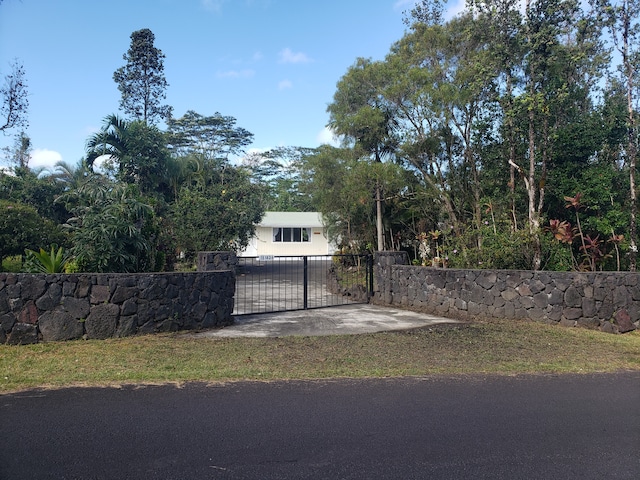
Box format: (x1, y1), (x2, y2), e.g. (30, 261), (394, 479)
(81, 108), (261, 271)
(243, 147), (316, 212)
(443, 226), (538, 270)
(1, 256), (23, 273)
(0, 60), (29, 134)
(86, 115), (172, 199)
(0, 200), (67, 262)
(24, 244), (69, 273)
(540, 235), (575, 272)
(6, 1), (630, 274)
(328, 58), (399, 159)
(299, 146), (397, 252)
(170, 164), (265, 260)
(118, 120), (172, 197)
(0, 167), (69, 224)
(113, 28), (171, 124)
(543, 192), (629, 272)
(408, 223), (579, 272)
(60, 177), (159, 273)
(166, 110), (254, 162)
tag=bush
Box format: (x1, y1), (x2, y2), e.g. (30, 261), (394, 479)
(443, 227), (537, 270)
(1, 256), (23, 273)
(0, 200), (67, 263)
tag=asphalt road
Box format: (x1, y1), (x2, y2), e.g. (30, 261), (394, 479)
(1, 373), (639, 479)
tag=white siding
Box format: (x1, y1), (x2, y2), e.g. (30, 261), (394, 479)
(239, 212), (335, 256)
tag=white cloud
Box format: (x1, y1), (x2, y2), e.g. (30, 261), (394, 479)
(317, 126), (340, 146)
(89, 154), (111, 173)
(216, 69), (256, 79)
(278, 79), (293, 90)
(278, 48), (311, 64)
(30, 149), (63, 169)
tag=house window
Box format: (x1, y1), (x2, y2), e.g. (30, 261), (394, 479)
(273, 227), (311, 242)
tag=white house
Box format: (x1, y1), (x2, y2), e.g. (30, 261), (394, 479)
(240, 211), (336, 257)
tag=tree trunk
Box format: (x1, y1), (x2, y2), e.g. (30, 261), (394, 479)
(627, 92), (637, 272)
(525, 0), (541, 270)
(376, 182), (384, 251)
(528, 105), (542, 270)
(506, 72), (518, 231)
(622, 1), (638, 271)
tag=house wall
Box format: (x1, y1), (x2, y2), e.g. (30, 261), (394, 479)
(251, 226), (330, 256)
(372, 251), (638, 334)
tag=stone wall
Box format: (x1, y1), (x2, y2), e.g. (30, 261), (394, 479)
(197, 251), (238, 273)
(372, 252), (638, 333)
(0, 271), (235, 345)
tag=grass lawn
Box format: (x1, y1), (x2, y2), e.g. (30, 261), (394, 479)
(1, 318), (639, 393)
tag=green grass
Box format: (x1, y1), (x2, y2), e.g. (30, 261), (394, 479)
(1, 318), (639, 393)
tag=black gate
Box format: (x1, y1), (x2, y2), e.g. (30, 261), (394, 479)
(234, 255), (373, 315)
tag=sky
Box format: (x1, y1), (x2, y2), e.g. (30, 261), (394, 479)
(0, 0), (465, 171)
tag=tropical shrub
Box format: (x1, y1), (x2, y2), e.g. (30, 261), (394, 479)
(59, 177), (159, 272)
(24, 244), (70, 273)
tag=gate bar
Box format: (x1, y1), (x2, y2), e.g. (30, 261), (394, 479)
(303, 256), (308, 310)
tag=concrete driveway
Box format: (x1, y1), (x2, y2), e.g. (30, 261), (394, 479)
(194, 303), (460, 338)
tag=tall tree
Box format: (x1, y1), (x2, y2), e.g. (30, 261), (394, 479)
(383, 14), (497, 241)
(467, 0), (524, 230)
(0, 60), (28, 133)
(85, 114), (129, 169)
(166, 110), (253, 163)
(170, 165), (265, 260)
(243, 146), (316, 212)
(113, 28), (172, 125)
(493, 0), (594, 269)
(300, 145), (407, 252)
(598, 0), (640, 270)
(2, 130), (31, 168)
(327, 58), (399, 250)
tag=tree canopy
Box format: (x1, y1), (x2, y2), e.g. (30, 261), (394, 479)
(0, 60), (28, 133)
(113, 28), (172, 124)
(3, 3), (639, 273)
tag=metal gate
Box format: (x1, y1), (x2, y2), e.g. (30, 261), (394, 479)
(234, 255), (373, 315)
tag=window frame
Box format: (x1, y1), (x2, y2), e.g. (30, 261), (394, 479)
(272, 227), (311, 243)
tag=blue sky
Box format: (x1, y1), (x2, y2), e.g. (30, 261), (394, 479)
(0, 0), (464, 170)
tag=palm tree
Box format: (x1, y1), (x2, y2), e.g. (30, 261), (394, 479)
(165, 154), (205, 200)
(85, 114), (172, 198)
(47, 159), (91, 191)
(85, 114), (130, 171)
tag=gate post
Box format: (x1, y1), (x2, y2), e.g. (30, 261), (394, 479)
(373, 251), (409, 305)
(197, 251), (238, 274)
